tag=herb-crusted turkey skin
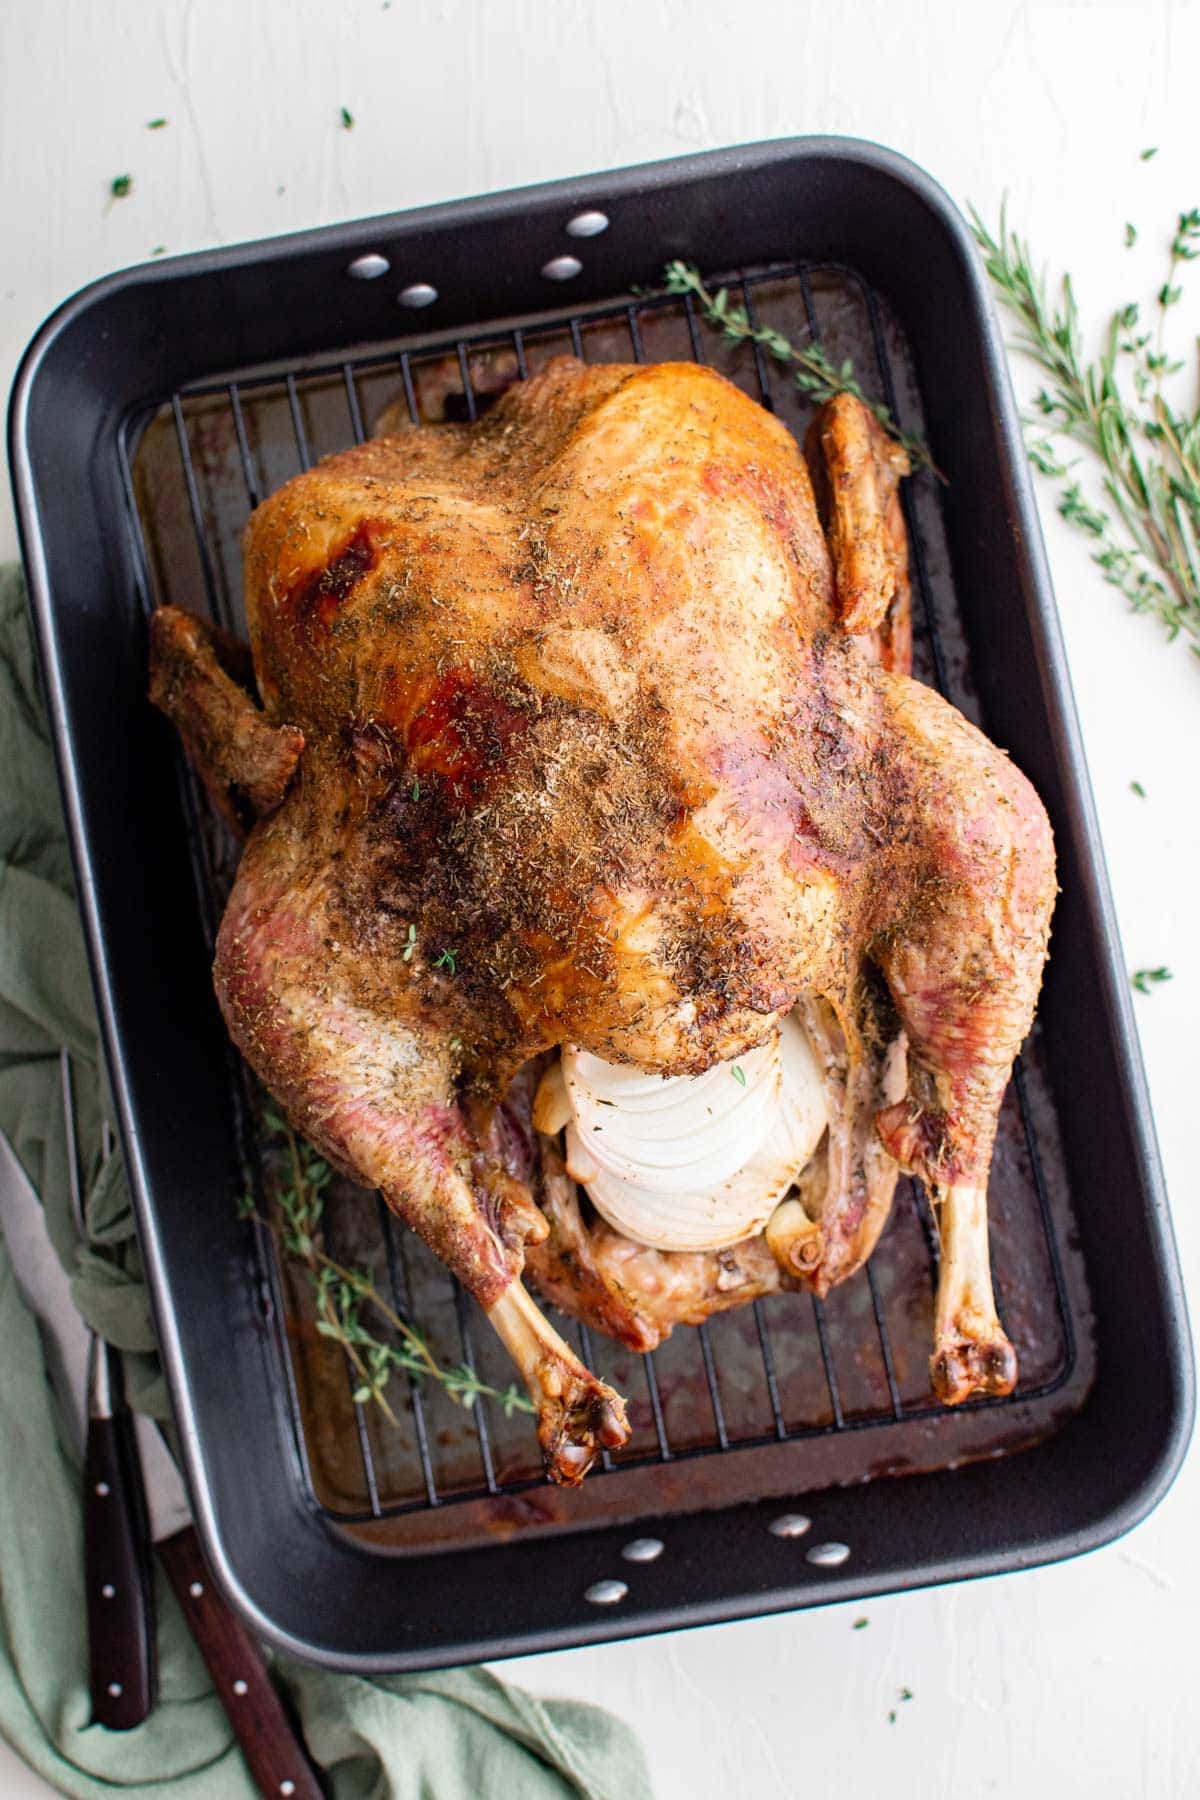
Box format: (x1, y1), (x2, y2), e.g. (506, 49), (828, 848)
(150, 357), (1055, 1482)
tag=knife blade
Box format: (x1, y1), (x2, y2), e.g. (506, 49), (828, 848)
(0, 1125), (322, 1799)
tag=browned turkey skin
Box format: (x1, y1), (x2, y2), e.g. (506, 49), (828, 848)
(149, 357), (1055, 1482)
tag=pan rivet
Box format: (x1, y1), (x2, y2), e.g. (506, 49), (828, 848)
(189, 1580), (204, 1597)
(542, 255), (583, 282)
(101, 1583), (116, 1599)
(107, 1682), (122, 1698)
(806, 1541), (851, 1568)
(398, 282), (438, 308)
(621, 1537), (664, 1563)
(280, 1783), (296, 1795)
(233, 1679), (249, 1696)
(566, 210), (609, 238)
(584, 1579), (629, 1605)
(768, 1513), (811, 1539)
(94, 1481), (110, 1497)
(347, 252), (390, 280)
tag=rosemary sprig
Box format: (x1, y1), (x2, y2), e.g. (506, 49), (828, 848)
(238, 1108), (532, 1420)
(969, 202), (1200, 658)
(660, 261), (937, 476)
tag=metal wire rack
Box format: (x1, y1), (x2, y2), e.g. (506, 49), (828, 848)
(117, 259), (1082, 1530)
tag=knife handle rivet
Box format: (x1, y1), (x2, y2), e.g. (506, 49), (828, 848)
(94, 1481), (110, 1497)
(233, 1679), (248, 1695)
(280, 1783), (296, 1796)
(101, 1583), (116, 1599)
(107, 1681), (123, 1698)
(189, 1580), (204, 1598)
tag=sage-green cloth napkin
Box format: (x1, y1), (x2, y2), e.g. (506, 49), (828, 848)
(0, 565), (652, 1800)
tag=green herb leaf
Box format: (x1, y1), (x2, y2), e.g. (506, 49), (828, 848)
(402, 922), (417, 962)
(246, 1096), (535, 1422)
(1140, 146), (1159, 161)
(970, 202), (1200, 657)
(659, 260), (937, 476)
(110, 174), (133, 200)
(434, 948), (457, 974)
(1125, 222), (1137, 247)
(411, 776), (420, 800)
(340, 105), (354, 129)
(1130, 779), (1147, 797)
(852, 1616), (870, 1630)
(1026, 437), (1068, 479)
(730, 1064), (747, 1087)
(147, 117), (168, 130)
(1131, 965), (1173, 994)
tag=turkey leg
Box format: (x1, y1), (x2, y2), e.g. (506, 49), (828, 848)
(929, 1182), (1017, 1402)
(487, 1283), (628, 1485)
(872, 671), (1055, 1402)
(215, 818), (633, 1479)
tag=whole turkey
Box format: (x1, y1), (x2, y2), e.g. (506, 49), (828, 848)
(149, 356), (1056, 1485)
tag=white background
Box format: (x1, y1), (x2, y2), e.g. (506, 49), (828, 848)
(2, 2), (1198, 1795)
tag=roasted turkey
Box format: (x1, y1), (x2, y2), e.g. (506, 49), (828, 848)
(149, 356), (1056, 1485)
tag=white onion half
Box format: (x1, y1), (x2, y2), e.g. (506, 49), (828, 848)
(561, 1013), (827, 1252)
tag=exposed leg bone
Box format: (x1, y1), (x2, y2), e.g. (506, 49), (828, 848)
(487, 1280), (629, 1485)
(929, 1183), (1017, 1403)
(764, 1193), (823, 1279)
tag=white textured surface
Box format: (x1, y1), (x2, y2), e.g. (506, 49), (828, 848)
(1, 2), (1197, 1795)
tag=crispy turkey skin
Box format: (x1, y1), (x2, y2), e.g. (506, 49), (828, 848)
(149, 357), (1055, 1481)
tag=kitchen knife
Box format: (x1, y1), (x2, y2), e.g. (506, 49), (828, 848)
(61, 1049), (157, 1731)
(0, 1126), (323, 1800)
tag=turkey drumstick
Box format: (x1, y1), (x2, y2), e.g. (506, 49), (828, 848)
(871, 670), (1055, 1398)
(214, 785), (627, 1482)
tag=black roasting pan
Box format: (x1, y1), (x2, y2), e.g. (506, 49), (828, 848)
(9, 138), (1193, 1669)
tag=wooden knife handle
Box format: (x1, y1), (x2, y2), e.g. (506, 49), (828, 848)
(157, 1526), (324, 1800)
(82, 1399), (156, 1729)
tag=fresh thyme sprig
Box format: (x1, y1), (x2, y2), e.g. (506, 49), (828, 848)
(660, 261), (938, 476)
(969, 202), (1200, 658)
(238, 1107), (532, 1421)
